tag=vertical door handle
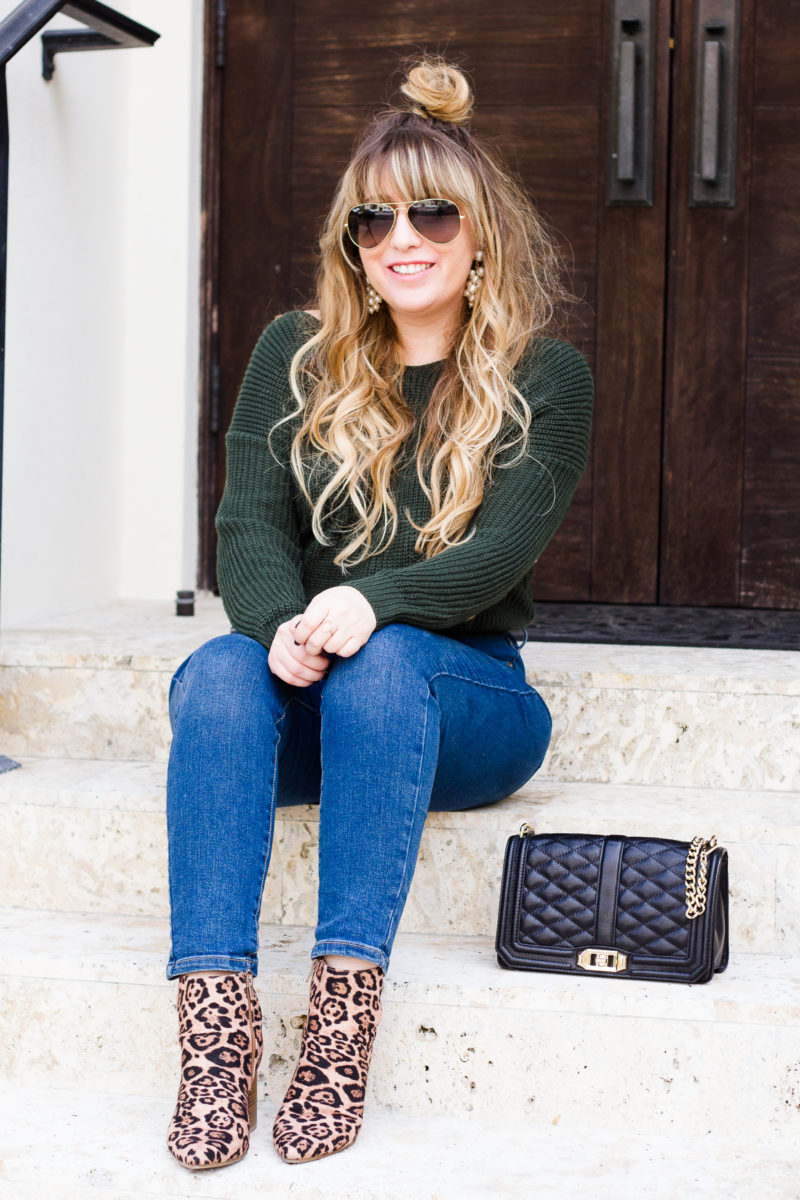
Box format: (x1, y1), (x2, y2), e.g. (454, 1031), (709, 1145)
(689, 0), (740, 206)
(607, 0), (655, 206)
(617, 40), (636, 181)
(700, 39), (721, 181)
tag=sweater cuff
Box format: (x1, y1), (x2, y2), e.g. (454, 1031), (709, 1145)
(348, 575), (406, 629)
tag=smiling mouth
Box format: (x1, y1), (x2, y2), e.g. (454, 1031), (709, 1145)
(389, 263), (434, 275)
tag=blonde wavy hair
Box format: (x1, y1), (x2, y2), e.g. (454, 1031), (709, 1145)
(276, 56), (570, 568)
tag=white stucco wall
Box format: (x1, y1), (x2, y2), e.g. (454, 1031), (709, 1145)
(1, 0), (202, 626)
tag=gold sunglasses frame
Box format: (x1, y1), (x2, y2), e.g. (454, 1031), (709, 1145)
(344, 198), (466, 250)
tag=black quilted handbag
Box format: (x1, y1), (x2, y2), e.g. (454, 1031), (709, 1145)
(496, 827), (729, 984)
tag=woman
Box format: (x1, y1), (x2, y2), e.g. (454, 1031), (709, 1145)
(166, 57), (593, 1170)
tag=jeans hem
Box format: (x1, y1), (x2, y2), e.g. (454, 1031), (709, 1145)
(166, 954), (256, 980)
(311, 940), (389, 973)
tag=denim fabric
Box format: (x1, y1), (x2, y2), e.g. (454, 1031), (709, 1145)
(165, 622), (551, 978)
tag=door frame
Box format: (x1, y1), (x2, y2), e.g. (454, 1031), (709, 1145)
(197, 0), (223, 592)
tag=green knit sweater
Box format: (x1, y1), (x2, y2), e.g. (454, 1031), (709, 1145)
(216, 310), (593, 650)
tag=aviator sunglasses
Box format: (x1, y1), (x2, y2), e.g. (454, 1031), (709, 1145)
(345, 198), (465, 250)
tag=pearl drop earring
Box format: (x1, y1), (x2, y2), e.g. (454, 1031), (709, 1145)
(464, 249), (485, 309)
(366, 282), (382, 314)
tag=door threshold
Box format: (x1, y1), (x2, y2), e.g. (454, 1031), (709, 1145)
(527, 604), (800, 651)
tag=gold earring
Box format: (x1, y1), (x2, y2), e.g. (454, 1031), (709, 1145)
(464, 250), (484, 309)
(366, 282), (382, 314)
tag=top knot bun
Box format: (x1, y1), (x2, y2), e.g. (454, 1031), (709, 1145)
(400, 57), (473, 125)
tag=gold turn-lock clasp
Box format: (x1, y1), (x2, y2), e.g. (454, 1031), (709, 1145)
(577, 948), (628, 973)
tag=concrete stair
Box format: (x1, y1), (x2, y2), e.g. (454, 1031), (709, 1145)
(0, 596), (798, 1196)
(1, 758), (798, 954)
(3, 1087), (797, 1200)
(2, 908), (799, 1138)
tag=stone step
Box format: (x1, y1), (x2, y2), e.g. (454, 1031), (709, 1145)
(1, 758), (798, 953)
(1, 598), (798, 790)
(1, 908), (798, 1140)
(1, 1085), (795, 1200)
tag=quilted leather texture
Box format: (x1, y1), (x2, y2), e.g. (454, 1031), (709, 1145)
(615, 841), (690, 956)
(518, 837), (602, 948)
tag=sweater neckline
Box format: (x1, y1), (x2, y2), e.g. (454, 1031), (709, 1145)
(400, 358), (443, 407)
(301, 311), (444, 372)
(402, 359), (444, 379)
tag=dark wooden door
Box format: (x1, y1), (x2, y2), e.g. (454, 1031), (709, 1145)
(200, 0), (800, 612)
(661, 0), (800, 607)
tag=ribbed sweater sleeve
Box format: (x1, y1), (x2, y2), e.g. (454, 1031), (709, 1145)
(215, 314), (308, 649)
(348, 339), (593, 630)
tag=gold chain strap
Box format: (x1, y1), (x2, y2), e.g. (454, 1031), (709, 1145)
(685, 835), (719, 919)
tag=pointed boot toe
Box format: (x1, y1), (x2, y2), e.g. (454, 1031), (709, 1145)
(272, 957), (384, 1165)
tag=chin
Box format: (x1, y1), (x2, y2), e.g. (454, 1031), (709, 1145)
(388, 292), (456, 316)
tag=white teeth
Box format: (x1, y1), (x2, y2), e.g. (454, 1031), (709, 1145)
(391, 263), (432, 274)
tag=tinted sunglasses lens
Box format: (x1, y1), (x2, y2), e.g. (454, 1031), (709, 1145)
(409, 200), (462, 243)
(348, 205), (395, 248)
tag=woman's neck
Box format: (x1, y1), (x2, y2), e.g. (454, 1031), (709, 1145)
(391, 307), (456, 366)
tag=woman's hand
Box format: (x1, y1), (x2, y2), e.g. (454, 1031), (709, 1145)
(268, 620), (332, 687)
(292, 586), (377, 658)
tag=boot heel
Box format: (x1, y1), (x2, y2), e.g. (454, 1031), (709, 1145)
(248, 1074), (258, 1131)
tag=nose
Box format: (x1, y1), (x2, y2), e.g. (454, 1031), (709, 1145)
(389, 206), (422, 251)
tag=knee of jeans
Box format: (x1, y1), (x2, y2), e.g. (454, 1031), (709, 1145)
(172, 633), (271, 707)
(327, 623), (432, 690)
(331, 624), (431, 681)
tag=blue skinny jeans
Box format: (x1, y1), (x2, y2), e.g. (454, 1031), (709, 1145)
(165, 622), (551, 978)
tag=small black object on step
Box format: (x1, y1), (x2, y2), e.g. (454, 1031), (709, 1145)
(0, 755), (20, 774)
(176, 590), (195, 617)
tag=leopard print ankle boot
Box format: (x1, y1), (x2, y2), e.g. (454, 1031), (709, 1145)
(167, 970), (263, 1171)
(272, 957), (384, 1164)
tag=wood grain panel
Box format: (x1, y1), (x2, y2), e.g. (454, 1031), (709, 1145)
(294, 0), (601, 111)
(741, 360), (800, 607)
(754, 0), (800, 105)
(590, 0), (672, 603)
(748, 108), (800, 358)
(295, 44), (600, 111)
(218, 1), (295, 439)
(295, 0), (600, 40)
(659, 0), (755, 605)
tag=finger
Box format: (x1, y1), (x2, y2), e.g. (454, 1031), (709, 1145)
(292, 607), (326, 645)
(289, 662), (328, 683)
(333, 635), (363, 658)
(286, 639), (330, 669)
(316, 626), (353, 656)
(279, 620), (328, 665)
(304, 619), (341, 656)
(275, 650), (327, 684)
(274, 664), (317, 688)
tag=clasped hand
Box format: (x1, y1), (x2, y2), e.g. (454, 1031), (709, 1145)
(268, 585), (377, 687)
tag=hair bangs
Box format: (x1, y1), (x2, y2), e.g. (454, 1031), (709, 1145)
(354, 130), (481, 218)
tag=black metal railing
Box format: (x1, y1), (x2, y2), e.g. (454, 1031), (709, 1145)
(0, 1), (159, 772)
